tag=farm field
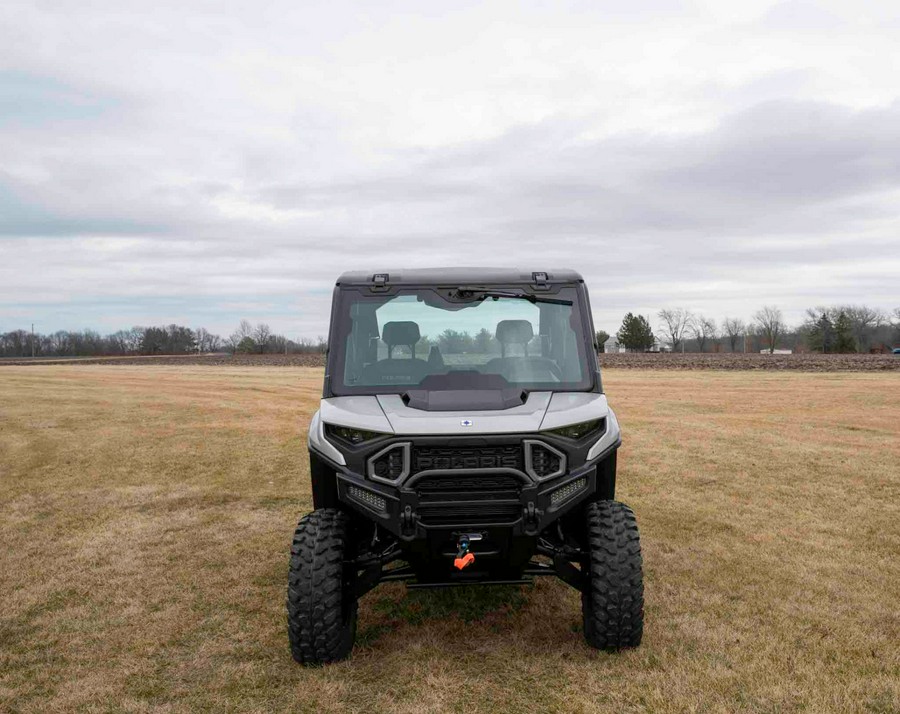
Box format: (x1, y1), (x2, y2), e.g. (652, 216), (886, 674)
(2, 351), (899, 371)
(1, 366), (898, 713)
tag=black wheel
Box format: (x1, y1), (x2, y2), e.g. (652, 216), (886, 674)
(581, 500), (644, 650)
(287, 508), (358, 665)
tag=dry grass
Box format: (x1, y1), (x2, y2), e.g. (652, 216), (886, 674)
(1, 366), (898, 713)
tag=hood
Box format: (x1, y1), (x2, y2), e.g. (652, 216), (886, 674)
(375, 392), (553, 435)
(319, 392), (610, 436)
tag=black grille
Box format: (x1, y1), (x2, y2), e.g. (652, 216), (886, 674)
(411, 445), (523, 474)
(414, 472), (522, 526)
(529, 443), (562, 479)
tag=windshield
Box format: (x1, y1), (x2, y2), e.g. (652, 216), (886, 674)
(329, 286), (594, 394)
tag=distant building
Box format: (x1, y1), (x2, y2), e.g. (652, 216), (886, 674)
(603, 336), (665, 353)
(603, 336), (625, 353)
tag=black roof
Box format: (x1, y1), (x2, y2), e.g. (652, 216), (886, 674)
(335, 267), (583, 286)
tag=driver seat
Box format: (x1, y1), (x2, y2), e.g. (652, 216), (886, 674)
(360, 321), (430, 384)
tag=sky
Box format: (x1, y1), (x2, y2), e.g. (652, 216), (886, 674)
(1, 0), (899, 340)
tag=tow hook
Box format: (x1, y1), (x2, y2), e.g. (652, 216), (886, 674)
(523, 501), (541, 534)
(400, 506), (416, 536)
(453, 533), (481, 570)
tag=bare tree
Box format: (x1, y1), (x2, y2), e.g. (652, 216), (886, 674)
(228, 319), (254, 351)
(842, 305), (885, 352)
(658, 308), (694, 352)
(691, 316), (717, 353)
(253, 323), (272, 353)
(195, 328), (222, 353)
(754, 306), (785, 354)
(722, 317), (746, 352)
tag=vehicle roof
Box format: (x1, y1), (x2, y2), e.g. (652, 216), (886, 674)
(335, 267), (584, 286)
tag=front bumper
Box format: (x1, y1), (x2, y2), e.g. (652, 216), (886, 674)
(313, 437), (619, 541)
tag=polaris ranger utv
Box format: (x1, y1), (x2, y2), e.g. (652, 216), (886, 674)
(288, 268), (643, 664)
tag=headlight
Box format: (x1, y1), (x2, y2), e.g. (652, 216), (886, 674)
(324, 423), (386, 446)
(544, 418), (605, 440)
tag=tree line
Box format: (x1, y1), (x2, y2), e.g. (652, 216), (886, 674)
(0, 321), (327, 358)
(599, 304), (900, 354)
(4, 304), (898, 359)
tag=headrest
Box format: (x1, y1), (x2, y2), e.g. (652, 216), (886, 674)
(496, 319), (534, 345)
(381, 321), (421, 347)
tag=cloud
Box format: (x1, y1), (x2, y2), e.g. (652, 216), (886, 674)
(1, 1), (899, 337)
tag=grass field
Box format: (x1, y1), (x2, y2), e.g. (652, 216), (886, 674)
(1, 367), (898, 713)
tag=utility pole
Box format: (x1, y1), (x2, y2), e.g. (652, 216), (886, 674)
(743, 332), (747, 353)
(31, 323), (35, 359)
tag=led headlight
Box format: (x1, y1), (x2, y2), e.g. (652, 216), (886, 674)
(324, 423), (385, 446)
(545, 418), (605, 440)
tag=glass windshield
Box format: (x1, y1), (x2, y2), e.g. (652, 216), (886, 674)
(330, 287), (593, 394)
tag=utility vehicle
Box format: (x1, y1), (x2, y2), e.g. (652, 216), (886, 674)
(288, 268), (643, 664)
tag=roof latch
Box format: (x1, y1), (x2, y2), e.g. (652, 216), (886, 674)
(532, 271), (550, 291)
(371, 273), (389, 292)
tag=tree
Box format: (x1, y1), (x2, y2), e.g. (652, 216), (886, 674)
(833, 311), (856, 353)
(806, 313), (835, 353)
(229, 319), (254, 352)
(842, 305), (884, 352)
(474, 328), (494, 354)
(595, 330), (610, 352)
(235, 336), (257, 354)
(438, 329), (476, 354)
(691, 316), (717, 353)
(140, 327), (168, 355)
(166, 324), (196, 354)
(753, 306), (785, 354)
(196, 328), (222, 353)
(253, 323), (272, 353)
(722, 318), (746, 353)
(658, 308), (693, 352)
(617, 313), (655, 352)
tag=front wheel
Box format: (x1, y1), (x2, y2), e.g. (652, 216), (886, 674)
(287, 508), (358, 665)
(581, 500), (644, 650)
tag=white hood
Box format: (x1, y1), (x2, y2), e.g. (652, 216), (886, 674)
(318, 392), (611, 436)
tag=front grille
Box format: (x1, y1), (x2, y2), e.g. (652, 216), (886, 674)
(415, 473), (521, 494)
(417, 502), (522, 525)
(411, 445), (523, 474)
(414, 472), (522, 526)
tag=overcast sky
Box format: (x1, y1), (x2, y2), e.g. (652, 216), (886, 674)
(1, 0), (899, 339)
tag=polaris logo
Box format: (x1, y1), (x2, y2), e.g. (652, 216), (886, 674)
(460, 419), (473, 427)
(415, 453), (520, 471)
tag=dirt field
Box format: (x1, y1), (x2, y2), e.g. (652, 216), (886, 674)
(3, 351), (899, 371)
(1, 367), (898, 713)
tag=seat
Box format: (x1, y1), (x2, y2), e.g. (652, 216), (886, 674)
(382, 321), (423, 359)
(360, 320), (431, 385)
(495, 320), (534, 357)
(486, 319), (561, 382)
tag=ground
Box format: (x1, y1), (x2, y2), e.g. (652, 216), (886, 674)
(0, 366), (898, 713)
